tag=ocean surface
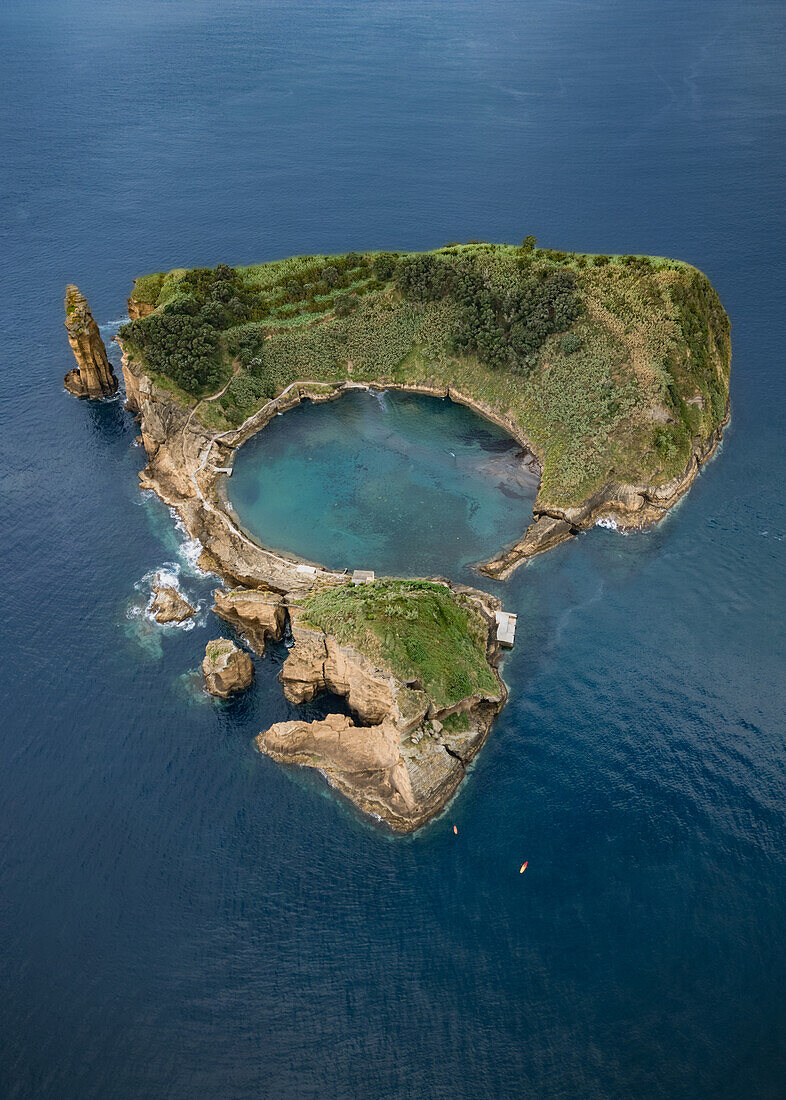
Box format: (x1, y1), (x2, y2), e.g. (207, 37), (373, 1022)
(1, 1), (784, 1097)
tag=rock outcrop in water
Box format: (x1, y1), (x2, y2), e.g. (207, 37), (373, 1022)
(259, 714), (417, 824)
(212, 587), (286, 655)
(63, 285), (118, 399)
(202, 638), (254, 698)
(150, 581), (195, 624)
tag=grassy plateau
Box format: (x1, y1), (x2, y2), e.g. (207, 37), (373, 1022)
(298, 580), (499, 710)
(119, 240), (731, 511)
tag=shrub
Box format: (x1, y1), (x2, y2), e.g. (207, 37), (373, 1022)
(199, 301), (228, 328)
(395, 254), (455, 301)
(372, 253), (397, 280)
(333, 294), (355, 317)
(162, 293), (199, 317)
(118, 313), (222, 394)
(561, 332), (582, 354)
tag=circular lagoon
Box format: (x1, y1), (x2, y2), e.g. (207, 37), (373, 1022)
(226, 389), (537, 578)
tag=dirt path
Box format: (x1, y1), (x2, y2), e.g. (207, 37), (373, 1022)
(205, 360), (241, 402)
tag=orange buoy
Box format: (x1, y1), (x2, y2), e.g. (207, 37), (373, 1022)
(519, 861), (528, 873)
(453, 825), (458, 835)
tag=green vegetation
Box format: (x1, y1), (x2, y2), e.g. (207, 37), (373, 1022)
(119, 241), (730, 508)
(299, 580), (499, 710)
(440, 711), (472, 734)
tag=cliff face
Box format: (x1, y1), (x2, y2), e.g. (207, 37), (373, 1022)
(212, 587), (286, 655)
(63, 286), (118, 399)
(127, 296), (155, 321)
(254, 586), (506, 832)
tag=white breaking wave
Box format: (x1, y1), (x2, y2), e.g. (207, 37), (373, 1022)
(98, 316), (130, 333)
(168, 508), (216, 577)
(595, 516), (619, 530)
(370, 388), (388, 411)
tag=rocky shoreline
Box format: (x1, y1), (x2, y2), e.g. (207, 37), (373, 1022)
(119, 346), (513, 830)
(113, 329), (728, 830)
(212, 584), (506, 831)
(119, 342), (729, 586)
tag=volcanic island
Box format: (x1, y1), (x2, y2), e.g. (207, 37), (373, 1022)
(66, 241), (731, 830)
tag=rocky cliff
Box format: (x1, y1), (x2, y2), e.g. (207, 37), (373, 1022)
(63, 285), (118, 399)
(212, 587), (286, 655)
(126, 295), (155, 321)
(253, 582), (506, 832)
(120, 347), (349, 592)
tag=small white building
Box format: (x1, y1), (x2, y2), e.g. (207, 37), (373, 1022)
(352, 569), (376, 585)
(495, 610), (517, 648)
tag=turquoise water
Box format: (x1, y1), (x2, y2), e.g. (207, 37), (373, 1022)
(1, 0), (785, 1097)
(228, 389), (536, 577)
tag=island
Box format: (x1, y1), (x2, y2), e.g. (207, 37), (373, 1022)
(104, 240), (730, 830)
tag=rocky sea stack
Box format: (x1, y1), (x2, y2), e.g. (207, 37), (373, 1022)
(63, 285), (118, 399)
(202, 638), (254, 698)
(149, 580), (195, 624)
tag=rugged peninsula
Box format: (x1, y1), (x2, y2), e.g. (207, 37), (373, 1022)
(64, 285), (118, 398)
(106, 241), (730, 829)
(216, 579), (506, 831)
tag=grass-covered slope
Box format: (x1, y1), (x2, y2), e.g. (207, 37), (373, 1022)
(298, 580), (499, 709)
(118, 241), (730, 509)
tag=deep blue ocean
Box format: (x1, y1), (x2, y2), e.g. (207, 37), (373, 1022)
(1, 1), (784, 1097)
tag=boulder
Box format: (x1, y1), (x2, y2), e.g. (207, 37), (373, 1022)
(150, 582), (195, 624)
(202, 639), (254, 698)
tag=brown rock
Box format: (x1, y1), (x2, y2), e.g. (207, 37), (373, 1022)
(280, 609), (400, 725)
(202, 639), (254, 698)
(63, 285), (118, 399)
(480, 514), (574, 577)
(257, 714), (416, 822)
(212, 587), (286, 655)
(127, 296), (155, 321)
(254, 594), (506, 831)
(150, 582), (195, 624)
